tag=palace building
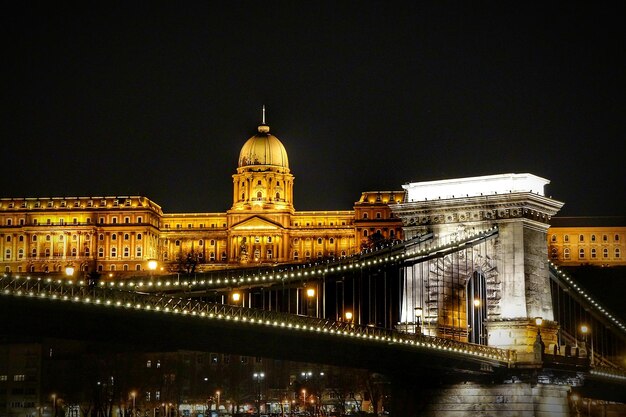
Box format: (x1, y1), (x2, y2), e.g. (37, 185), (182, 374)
(0, 121), (405, 276)
(1, 118), (622, 277)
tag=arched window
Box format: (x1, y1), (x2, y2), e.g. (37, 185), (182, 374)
(111, 234), (117, 241)
(110, 265), (116, 271)
(564, 235), (569, 243)
(98, 247), (104, 257)
(305, 251), (311, 260)
(5, 236), (10, 242)
(616, 248), (621, 258)
(210, 252), (215, 261)
(136, 264), (141, 271)
(317, 238), (323, 245)
(579, 234), (584, 242)
(257, 191), (262, 200)
(591, 248), (597, 258)
(99, 234), (104, 241)
(551, 247), (558, 258)
(564, 248), (570, 259)
(123, 264), (129, 271)
(466, 271), (487, 345)
(137, 233), (142, 240)
(199, 239), (204, 246)
(85, 247), (90, 257)
(578, 248), (585, 259)
(71, 248), (77, 257)
(123, 247), (130, 257)
(603, 248), (609, 258)
(615, 234), (621, 242)
(329, 238), (334, 244)
(363, 230), (368, 237)
(276, 192), (280, 200)
(293, 251), (299, 260)
(363, 213), (368, 219)
(111, 247), (117, 257)
(32, 248), (37, 257)
(317, 251), (323, 259)
(124, 234), (130, 240)
(551, 234), (557, 242)
(18, 249), (24, 259)
(175, 240), (180, 246)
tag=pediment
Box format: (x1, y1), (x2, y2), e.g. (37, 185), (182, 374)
(231, 216), (285, 231)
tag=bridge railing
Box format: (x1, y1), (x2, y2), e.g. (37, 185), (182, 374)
(1, 274), (514, 366)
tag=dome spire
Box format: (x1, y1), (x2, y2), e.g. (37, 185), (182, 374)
(258, 105), (270, 133)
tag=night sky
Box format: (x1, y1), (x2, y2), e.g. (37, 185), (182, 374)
(3, 2), (625, 216)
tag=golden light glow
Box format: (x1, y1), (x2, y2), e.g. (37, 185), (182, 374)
(64, 266), (75, 277)
(147, 260), (158, 271)
(344, 311), (353, 321)
(306, 288), (315, 298)
(581, 324), (589, 334)
(535, 317), (543, 326)
(473, 299), (481, 307)
(232, 292), (241, 302)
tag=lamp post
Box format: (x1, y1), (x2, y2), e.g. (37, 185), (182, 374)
(51, 394), (57, 417)
(215, 390), (220, 415)
(130, 391), (136, 417)
(581, 325), (593, 365)
(253, 372), (264, 417)
(534, 317), (545, 361)
(148, 259), (158, 280)
(232, 291), (242, 307)
(414, 307), (423, 334)
(306, 287), (316, 317)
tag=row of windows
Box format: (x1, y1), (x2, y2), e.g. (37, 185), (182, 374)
(551, 234), (621, 243)
(293, 221), (348, 226)
(552, 247), (622, 259)
(2, 215), (145, 226)
(2, 198), (136, 209)
(293, 250), (346, 260)
(2, 232), (146, 243)
(165, 223), (225, 229)
(4, 245), (144, 259)
(0, 374), (25, 381)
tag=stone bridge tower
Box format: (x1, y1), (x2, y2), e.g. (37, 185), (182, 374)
(391, 173), (564, 361)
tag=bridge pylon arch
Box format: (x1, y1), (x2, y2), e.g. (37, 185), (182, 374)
(391, 173), (564, 362)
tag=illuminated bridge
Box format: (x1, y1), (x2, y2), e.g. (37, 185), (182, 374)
(2, 179), (626, 416)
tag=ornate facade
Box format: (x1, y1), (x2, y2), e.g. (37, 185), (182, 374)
(0, 121), (404, 276)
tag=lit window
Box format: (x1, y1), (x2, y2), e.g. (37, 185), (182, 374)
(14, 375), (25, 381)
(564, 248), (570, 259)
(146, 360), (152, 368)
(603, 248), (609, 258)
(111, 247), (117, 257)
(99, 247), (104, 257)
(5, 249), (11, 259)
(591, 248), (597, 258)
(579, 248), (585, 259)
(616, 248), (621, 258)
(123, 247), (130, 257)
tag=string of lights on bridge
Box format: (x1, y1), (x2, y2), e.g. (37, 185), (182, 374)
(98, 226), (500, 291)
(549, 261), (626, 333)
(1, 275), (513, 366)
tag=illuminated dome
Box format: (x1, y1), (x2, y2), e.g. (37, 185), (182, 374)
(238, 124), (289, 171)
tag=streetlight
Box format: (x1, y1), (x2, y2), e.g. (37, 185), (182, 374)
(253, 372), (265, 417)
(130, 391), (136, 417)
(65, 266), (75, 277)
(51, 394), (57, 417)
(581, 325), (593, 365)
(414, 307), (423, 334)
(306, 287), (316, 317)
(148, 259), (157, 280)
(232, 291), (242, 306)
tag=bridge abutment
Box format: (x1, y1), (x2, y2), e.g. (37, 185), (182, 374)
(391, 380), (571, 417)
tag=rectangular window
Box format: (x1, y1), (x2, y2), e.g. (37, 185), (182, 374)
(13, 375), (25, 381)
